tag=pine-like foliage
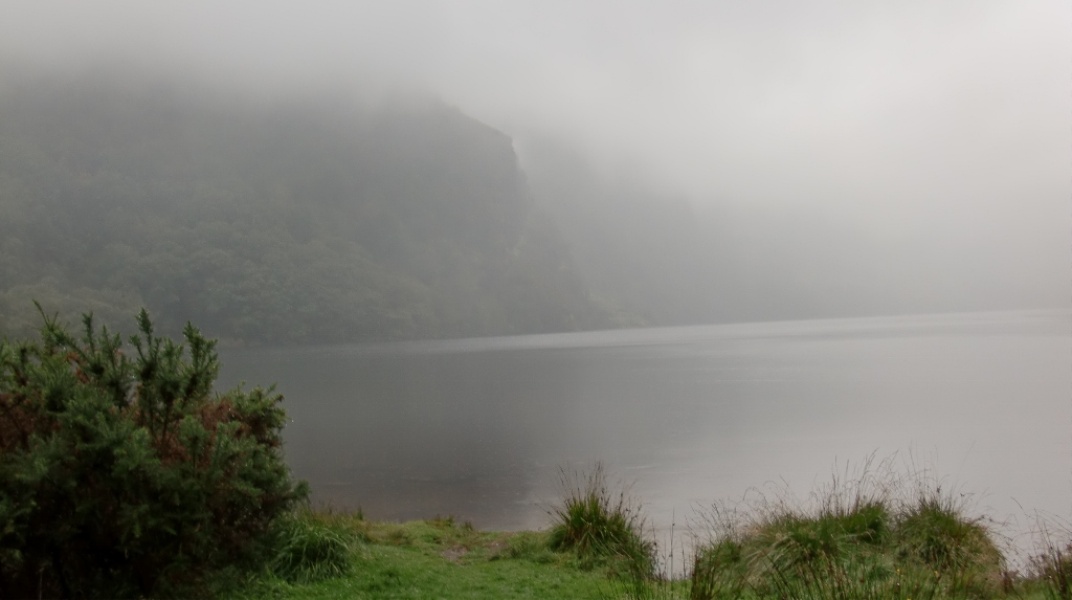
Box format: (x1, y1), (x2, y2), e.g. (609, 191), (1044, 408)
(0, 308), (307, 598)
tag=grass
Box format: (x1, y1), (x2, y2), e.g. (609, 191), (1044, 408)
(218, 514), (617, 599)
(268, 510), (356, 583)
(688, 455), (1012, 599)
(548, 462), (657, 580)
(1021, 515), (1072, 600)
(213, 459), (1072, 600)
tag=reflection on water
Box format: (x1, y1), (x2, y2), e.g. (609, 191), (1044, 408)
(217, 309), (1070, 553)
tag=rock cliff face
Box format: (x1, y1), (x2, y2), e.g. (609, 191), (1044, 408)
(0, 72), (613, 343)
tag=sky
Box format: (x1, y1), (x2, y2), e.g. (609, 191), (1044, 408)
(2, 0), (1070, 307)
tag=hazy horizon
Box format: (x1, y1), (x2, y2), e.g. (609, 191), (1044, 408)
(2, 0), (1068, 318)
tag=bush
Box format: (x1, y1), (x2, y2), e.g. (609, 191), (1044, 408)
(0, 308), (307, 598)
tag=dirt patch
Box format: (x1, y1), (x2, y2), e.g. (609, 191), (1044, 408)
(441, 545), (469, 563)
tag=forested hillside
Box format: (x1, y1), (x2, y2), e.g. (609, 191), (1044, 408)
(3, 66), (1056, 346)
(0, 71), (617, 343)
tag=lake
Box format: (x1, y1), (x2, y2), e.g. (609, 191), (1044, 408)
(218, 309), (1070, 562)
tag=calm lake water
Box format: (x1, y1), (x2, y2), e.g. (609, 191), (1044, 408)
(218, 309), (1070, 560)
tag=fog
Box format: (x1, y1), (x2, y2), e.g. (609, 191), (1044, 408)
(2, 0), (1068, 317)
(4, 3), (1069, 571)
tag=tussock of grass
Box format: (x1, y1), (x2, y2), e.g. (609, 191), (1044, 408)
(1021, 515), (1072, 599)
(896, 495), (997, 571)
(548, 462), (657, 579)
(268, 511), (356, 583)
(690, 455), (1006, 600)
(1029, 542), (1072, 599)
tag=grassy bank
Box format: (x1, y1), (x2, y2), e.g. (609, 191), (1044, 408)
(221, 462), (1072, 600)
(220, 515), (616, 599)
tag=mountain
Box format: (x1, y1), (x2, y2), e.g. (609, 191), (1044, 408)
(0, 70), (616, 343)
(520, 139), (716, 325)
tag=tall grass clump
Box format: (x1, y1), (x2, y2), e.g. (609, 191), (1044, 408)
(689, 454), (1005, 600)
(896, 489), (1001, 584)
(268, 510), (357, 583)
(549, 462), (656, 580)
(1023, 516), (1072, 599)
(689, 503), (752, 600)
(1027, 542), (1072, 599)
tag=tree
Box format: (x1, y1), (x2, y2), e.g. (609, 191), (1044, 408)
(0, 308), (306, 598)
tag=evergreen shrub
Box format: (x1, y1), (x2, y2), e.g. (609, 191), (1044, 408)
(0, 308), (307, 598)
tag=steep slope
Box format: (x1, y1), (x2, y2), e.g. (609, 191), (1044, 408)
(0, 71), (611, 343)
(521, 140), (717, 326)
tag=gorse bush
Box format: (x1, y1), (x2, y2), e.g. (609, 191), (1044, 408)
(0, 308), (307, 598)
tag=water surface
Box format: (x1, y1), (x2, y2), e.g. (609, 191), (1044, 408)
(218, 309), (1071, 558)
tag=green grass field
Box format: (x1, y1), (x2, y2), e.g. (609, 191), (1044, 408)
(217, 513), (1068, 600)
(222, 516), (620, 599)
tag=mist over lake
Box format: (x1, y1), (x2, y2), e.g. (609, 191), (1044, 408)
(1, 2), (1068, 595)
(218, 308), (1070, 556)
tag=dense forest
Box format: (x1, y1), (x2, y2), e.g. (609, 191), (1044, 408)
(0, 70), (630, 343)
